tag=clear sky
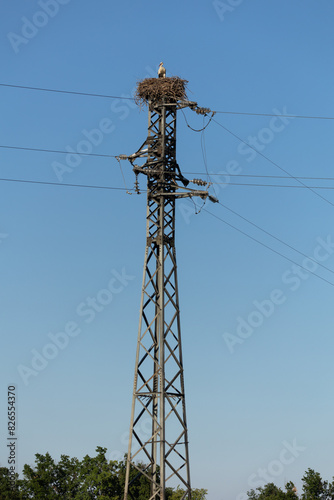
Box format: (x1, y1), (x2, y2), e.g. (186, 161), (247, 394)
(1, 1), (334, 499)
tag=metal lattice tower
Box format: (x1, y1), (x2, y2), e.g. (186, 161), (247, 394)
(120, 92), (214, 500)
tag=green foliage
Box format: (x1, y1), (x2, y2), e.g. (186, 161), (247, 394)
(301, 468), (334, 500)
(20, 451), (76, 498)
(2, 452), (334, 500)
(0, 467), (21, 499)
(189, 487), (208, 500)
(166, 485), (208, 499)
(0, 447), (206, 499)
(19, 447), (124, 499)
(248, 482), (297, 500)
(247, 470), (334, 500)
(77, 446), (122, 499)
(116, 456), (151, 500)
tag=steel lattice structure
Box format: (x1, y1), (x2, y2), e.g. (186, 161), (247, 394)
(122, 97), (211, 500)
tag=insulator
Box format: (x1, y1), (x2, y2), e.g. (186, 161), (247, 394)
(191, 178), (207, 186)
(134, 174), (140, 194)
(195, 107), (211, 115)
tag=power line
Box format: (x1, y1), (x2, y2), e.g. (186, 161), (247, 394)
(0, 83), (135, 101)
(3, 171), (333, 285)
(3, 139), (334, 184)
(2, 82), (334, 120)
(2, 142), (334, 185)
(0, 144), (117, 158)
(212, 117), (334, 208)
(2, 175), (333, 283)
(202, 205), (334, 287)
(2, 173), (334, 193)
(2, 143), (334, 188)
(184, 172), (334, 181)
(214, 110), (334, 120)
(218, 202), (334, 275)
(0, 177), (137, 191)
(181, 109), (215, 132)
(211, 182), (334, 189)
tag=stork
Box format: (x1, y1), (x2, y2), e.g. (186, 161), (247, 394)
(158, 62), (166, 78)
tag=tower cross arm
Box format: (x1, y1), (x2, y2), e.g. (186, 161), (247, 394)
(156, 188), (218, 203)
(164, 191), (208, 200)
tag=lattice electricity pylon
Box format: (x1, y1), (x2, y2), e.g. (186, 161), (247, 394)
(119, 96), (217, 500)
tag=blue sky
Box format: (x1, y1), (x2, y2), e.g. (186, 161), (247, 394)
(1, 1), (334, 498)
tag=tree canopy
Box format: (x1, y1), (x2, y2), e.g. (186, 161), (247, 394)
(0, 447), (207, 499)
(2, 450), (333, 500)
(247, 469), (334, 500)
(248, 482), (299, 500)
(301, 468), (334, 500)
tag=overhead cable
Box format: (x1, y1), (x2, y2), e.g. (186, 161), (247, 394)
(0, 177), (136, 191)
(184, 173), (334, 181)
(214, 110), (334, 120)
(0, 83), (134, 100)
(211, 182), (334, 189)
(202, 206), (334, 287)
(0, 144), (117, 158)
(212, 117), (334, 208)
(2, 82), (334, 120)
(218, 202), (334, 275)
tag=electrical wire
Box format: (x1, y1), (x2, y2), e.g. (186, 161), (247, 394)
(181, 109), (215, 132)
(3, 138), (334, 185)
(210, 182), (334, 189)
(200, 205), (334, 287)
(3, 81), (334, 285)
(200, 126), (213, 184)
(218, 202), (334, 275)
(214, 110), (334, 120)
(0, 177), (138, 191)
(0, 144), (118, 158)
(117, 157), (133, 195)
(201, 128), (209, 183)
(195, 133), (334, 276)
(2, 141), (334, 189)
(184, 173), (334, 181)
(0, 83), (135, 100)
(2, 82), (334, 120)
(3, 171), (334, 283)
(3, 173), (334, 192)
(2, 143), (334, 188)
(200, 124), (219, 208)
(2, 139), (334, 188)
(212, 117), (334, 208)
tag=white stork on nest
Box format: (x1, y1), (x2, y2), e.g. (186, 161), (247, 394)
(158, 62), (166, 78)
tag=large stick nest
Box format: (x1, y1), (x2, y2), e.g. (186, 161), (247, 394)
(135, 77), (188, 106)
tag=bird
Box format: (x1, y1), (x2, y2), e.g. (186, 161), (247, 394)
(158, 62), (166, 78)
